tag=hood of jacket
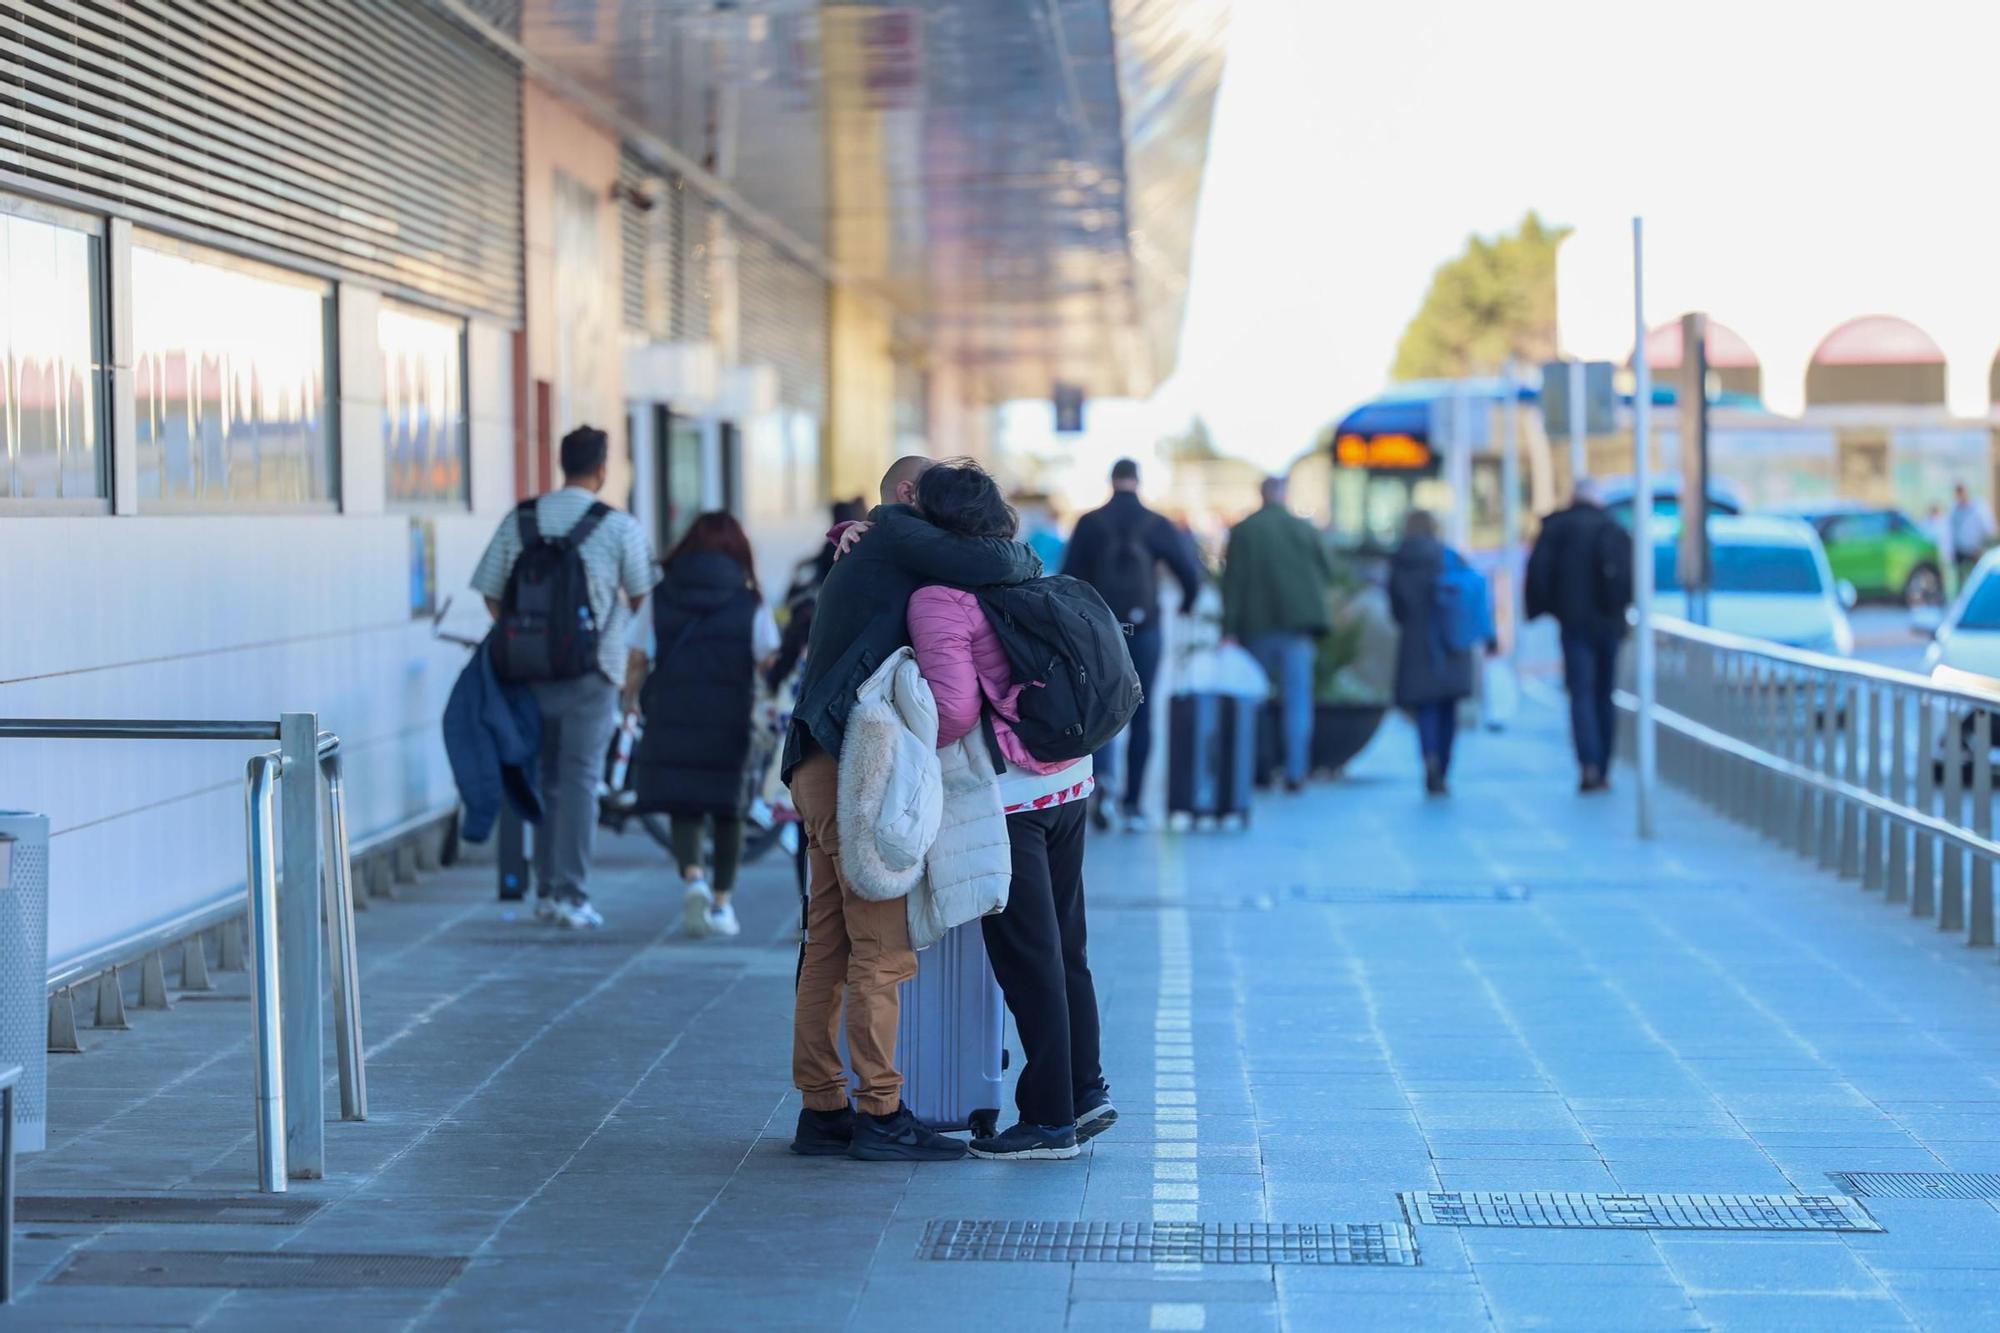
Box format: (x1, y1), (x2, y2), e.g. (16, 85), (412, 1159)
(658, 549), (753, 613)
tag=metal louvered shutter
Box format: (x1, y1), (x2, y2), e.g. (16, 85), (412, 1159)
(671, 185), (709, 345)
(1, 0), (523, 320)
(618, 148), (651, 335)
(739, 227), (829, 416)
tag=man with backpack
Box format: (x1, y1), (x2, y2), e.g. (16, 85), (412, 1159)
(1221, 476), (1334, 793)
(472, 425), (656, 928)
(1060, 458), (1205, 830)
(1525, 479), (1634, 793)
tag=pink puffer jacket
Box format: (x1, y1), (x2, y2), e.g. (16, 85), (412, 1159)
(906, 585), (1080, 776)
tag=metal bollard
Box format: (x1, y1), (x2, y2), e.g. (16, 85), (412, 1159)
(244, 754), (288, 1193)
(318, 744), (368, 1122)
(277, 713), (324, 1180)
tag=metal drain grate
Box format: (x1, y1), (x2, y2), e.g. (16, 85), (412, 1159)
(20, 1195), (324, 1225)
(1829, 1172), (2000, 1200)
(1402, 1192), (1880, 1233)
(920, 1221), (1419, 1265)
(1290, 884), (1530, 905)
(53, 1250), (468, 1289)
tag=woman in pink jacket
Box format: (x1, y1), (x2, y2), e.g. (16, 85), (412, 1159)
(906, 460), (1115, 1161)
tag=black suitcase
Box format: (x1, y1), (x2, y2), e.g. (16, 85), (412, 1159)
(1168, 693), (1258, 823)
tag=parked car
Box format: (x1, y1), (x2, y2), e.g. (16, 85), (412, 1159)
(1652, 514), (1856, 656)
(1771, 502), (1945, 607)
(1920, 551), (2000, 687)
(1602, 474), (1742, 527)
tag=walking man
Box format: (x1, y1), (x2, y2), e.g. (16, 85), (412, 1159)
(1060, 458), (1204, 829)
(472, 425), (656, 927)
(1221, 476), (1333, 792)
(786, 456), (1042, 1162)
(1525, 479), (1633, 793)
(1951, 482), (1994, 586)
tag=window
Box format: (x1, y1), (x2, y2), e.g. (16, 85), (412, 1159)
(0, 205), (106, 499)
(1958, 574), (2000, 631)
(1655, 543), (1823, 594)
(133, 239), (336, 506)
(380, 301), (468, 507)
(1828, 512), (1890, 543)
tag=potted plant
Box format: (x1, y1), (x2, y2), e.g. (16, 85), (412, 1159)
(1310, 553), (1392, 776)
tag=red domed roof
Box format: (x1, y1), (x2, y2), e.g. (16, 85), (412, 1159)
(1810, 315), (1945, 366)
(1632, 317), (1759, 370)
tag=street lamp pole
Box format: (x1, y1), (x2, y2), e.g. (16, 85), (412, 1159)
(1632, 216), (1656, 839)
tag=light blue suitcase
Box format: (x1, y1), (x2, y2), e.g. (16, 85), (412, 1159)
(849, 920), (1007, 1137)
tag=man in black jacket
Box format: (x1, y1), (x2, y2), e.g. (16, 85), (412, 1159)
(1525, 480), (1634, 792)
(1061, 458), (1204, 829)
(785, 455), (1041, 1163)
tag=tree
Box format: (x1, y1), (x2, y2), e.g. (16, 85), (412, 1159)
(1391, 211), (1571, 381)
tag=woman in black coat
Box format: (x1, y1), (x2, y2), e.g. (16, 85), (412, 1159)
(633, 512), (778, 939)
(1389, 510), (1478, 795)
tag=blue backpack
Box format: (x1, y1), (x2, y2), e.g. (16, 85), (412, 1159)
(1433, 553), (1493, 656)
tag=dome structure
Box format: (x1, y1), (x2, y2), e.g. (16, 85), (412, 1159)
(1630, 316), (1761, 397)
(1806, 315), (1946, 405)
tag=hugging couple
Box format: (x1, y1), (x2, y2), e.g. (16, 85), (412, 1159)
(783, 456), (1114, 1162)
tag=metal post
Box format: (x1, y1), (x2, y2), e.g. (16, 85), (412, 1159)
(244, 755), (288, 1193)
(1839, 684), (1861, 878)
(1915, 697), (1937, 917)
(1972, 711), (1993, 947)
(1502, 362), (1521, 673)
(1631, 218), (1656, 837)
(1568, 357), (1586, 485)
(1447, 382), (1472, 551)
(1794, 671), (1816, 857)
(1, 1068), (14, 1304)
(1943, 706), (1966, 932)
(1818, 676), (1840, 870)
(1864, 684), (1885, 891)
(1889, 689), (1910, 903)
(319, 747), (368, 1122)
(277, 713), (324, 1179)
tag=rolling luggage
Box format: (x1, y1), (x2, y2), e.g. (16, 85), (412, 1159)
(1168, 692), (1258, 823)
(847, 919), (1007, 1137)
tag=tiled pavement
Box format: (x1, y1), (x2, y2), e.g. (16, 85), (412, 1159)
(15, 701), (2000, 1330)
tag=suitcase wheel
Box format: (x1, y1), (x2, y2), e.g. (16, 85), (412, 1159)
(968, 1108), (1000, 1140)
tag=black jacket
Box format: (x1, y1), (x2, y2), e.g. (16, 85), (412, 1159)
(1525, 503), (1632, 641)
(1060, 490), (1205, 625)
(633, 550), (761, 817)
(780, 505), (1041, 779)
(1389, 536), (1476, 707)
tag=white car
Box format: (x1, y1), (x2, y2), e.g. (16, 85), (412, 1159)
(1652, 514), (1856, 656)
(1920, 550), (2000, 691)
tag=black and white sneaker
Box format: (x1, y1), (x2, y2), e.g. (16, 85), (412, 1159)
(1074, 1086), (1119, 1143)
(847, 1105), (969, 1162)
(969, 1122), (1080, 1161)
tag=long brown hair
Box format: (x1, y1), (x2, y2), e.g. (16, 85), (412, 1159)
(667, 511), (759, 595)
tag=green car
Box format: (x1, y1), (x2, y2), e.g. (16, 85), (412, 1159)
(1779, 504), (1945, 607)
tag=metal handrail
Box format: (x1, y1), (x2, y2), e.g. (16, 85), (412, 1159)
(0, 720), (281, 741)
(1651, 615), (2000, 709)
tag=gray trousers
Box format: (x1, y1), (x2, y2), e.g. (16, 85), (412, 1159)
(528, 675), (619, 902)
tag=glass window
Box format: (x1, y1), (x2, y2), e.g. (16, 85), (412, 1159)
(380, 301), (468, 507)
(0, 207), (106, 499)
(133, 240), (336, 506)
(1958, 573), (2000, 631)
(1655, 543), (1824, 594)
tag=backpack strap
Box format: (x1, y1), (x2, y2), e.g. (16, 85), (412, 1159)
(562, 500), (613, 550)
(515, 497), (541, 547)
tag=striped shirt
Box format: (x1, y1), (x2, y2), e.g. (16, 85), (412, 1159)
(471, 487), (656, 683)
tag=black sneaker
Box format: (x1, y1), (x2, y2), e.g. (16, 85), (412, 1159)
(790, 1106), (855, 1157)
(1074, 1086), (1119, 1142)
(969, 1121), (1080, 1160)
(847, 1105), (969, 1162)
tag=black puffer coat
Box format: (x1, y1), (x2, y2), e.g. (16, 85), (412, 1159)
(1389, 536), (1476, 708)
(633, 550), (761, 817)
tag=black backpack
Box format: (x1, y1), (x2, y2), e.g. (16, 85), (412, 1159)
(977, 577), (1142, 762)
(1092, 511), (1158, 625)
(491, 498), (611, 683)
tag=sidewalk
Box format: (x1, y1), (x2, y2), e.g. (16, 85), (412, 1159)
(15, 702), (2000, 1330)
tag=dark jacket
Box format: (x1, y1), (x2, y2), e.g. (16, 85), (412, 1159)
(781, 505), (1042, 779)
(1389, 536), (1476, 707)
(1525, 502), (1632, 641)
(443, 638), (543, 842)
(1060, 490), (1204, 625)
(1221, 502), (1334, 641)
(633, 550), (762, 817)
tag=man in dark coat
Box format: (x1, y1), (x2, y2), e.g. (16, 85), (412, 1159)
(785, 456), (1041, 1165)
(1525, 480), (1634, 792)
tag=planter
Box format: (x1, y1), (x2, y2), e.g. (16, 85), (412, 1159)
(1311, 703), (1387, 776)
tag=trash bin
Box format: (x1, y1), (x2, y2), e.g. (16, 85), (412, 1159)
(0, 813), (48, 1153)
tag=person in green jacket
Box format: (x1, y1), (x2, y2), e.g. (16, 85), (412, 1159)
(1221, 477), (1334, 791)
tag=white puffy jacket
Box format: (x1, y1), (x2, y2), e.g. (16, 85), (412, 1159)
(836, 649), (943, 901)
(907, 734), (1010, 951)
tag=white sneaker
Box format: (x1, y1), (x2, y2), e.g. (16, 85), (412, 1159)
(549, 898), (600, 930)
(706, 902), (741, 938)
(571, 899), (604, 928)
(682, 879), (715, 937)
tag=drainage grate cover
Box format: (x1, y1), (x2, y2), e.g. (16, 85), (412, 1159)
(919, 1220), (1419, 1265)
(1402, 1192), (1880, 1233)
(53, 1250), (468, 1289)
(1829, 1172), (2000, 1200)
(20, 1195), (324, 1225)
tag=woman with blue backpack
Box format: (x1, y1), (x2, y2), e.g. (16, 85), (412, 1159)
(1389, 509), (1491, 796)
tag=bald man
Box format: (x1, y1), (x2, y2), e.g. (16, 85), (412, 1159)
(783, 455), (1043, 1161)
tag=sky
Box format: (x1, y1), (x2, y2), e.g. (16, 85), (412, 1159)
(1033, 0), (2000, 476)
